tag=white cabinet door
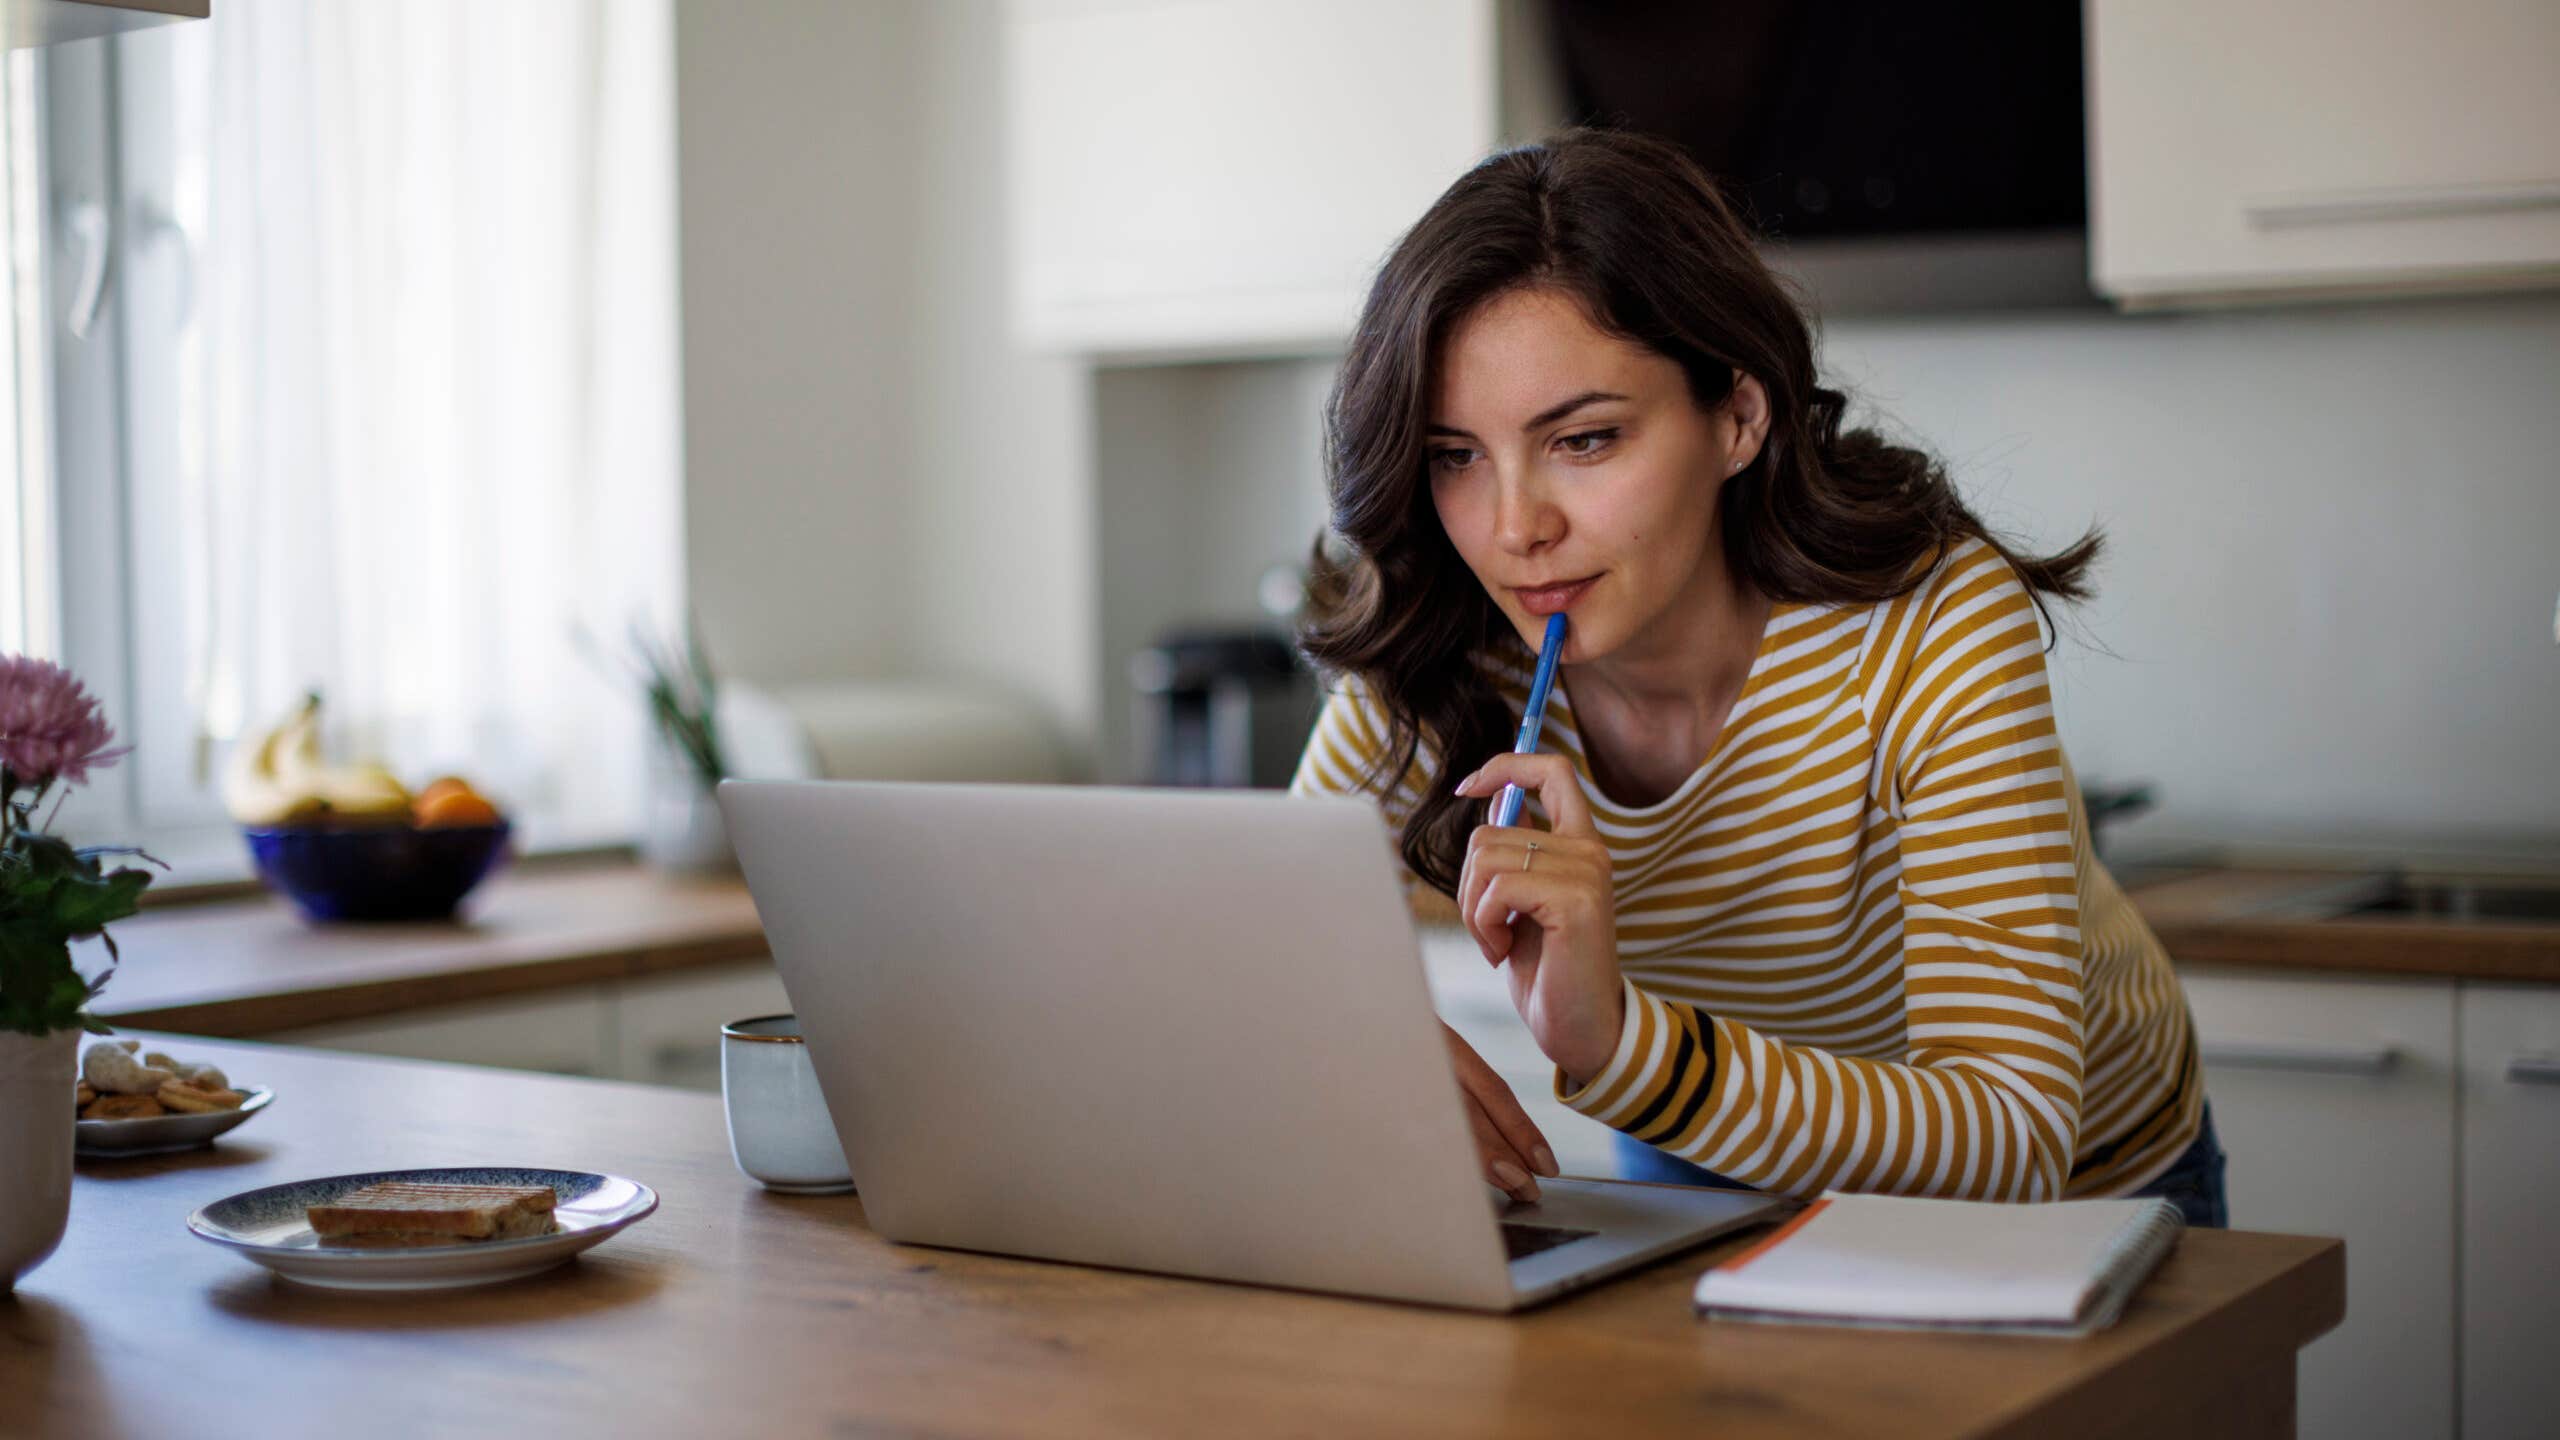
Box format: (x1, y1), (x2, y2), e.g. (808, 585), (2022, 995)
(1419, 928), (1619, 1178)
(1006, 0), (1495, 357)
(2459, 982), (2560, 1439)
(616, 963), (793, 1093)
(271, 986), (615, 1079)
(2180, 967), (2456, 1440)
(2087, 0), (2560, 307)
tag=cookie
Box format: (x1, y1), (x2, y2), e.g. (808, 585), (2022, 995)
(156, 1078), (245, 1114)
(74, 1081), (96, 1110)
(82, 1044), (175, 1096)
(84, 1093), (167, 1120)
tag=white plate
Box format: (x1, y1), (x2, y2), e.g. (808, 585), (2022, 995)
(187, 1167), (659, 1291)
(76, 1086), (274, 1158)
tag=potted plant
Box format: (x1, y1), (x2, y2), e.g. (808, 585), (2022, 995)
(586, 619), (733, 873)
(0, 655), (153, 1290)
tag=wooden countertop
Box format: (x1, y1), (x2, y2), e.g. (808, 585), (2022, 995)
(9, 1036), (2344, 1438)
(1416, 865), (2560, 985)
(96, 862), (768, 1036)
(2125, 866), (2560, 985)
(83, 855), (2560, 1046)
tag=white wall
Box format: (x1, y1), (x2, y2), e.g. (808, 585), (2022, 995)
(910, 0), (1097, 769)
(1819, 294), (2560, 853)
(673, 0), (1096, 768)
(674, 0), (918, 685)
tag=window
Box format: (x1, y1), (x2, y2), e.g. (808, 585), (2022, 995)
(26, 2), (682, 874)
(0, 49), (51, 660)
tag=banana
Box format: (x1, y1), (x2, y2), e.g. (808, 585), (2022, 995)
(221, 694), (328, 825)
(220, 693), (413, 824)
(316, 760), (413, 820)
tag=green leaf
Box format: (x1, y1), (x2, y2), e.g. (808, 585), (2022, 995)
(40, 863), (151, 937)
(0, 831), (148, 1031)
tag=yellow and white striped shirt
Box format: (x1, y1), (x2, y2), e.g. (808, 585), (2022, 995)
(1292, 537), (2203, 1201)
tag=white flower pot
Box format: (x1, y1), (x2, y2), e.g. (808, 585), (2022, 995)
(1, 1028), (77, 1291)
(640, 765), (734, 874)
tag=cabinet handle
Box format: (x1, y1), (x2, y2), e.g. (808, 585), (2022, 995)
(2507, 1055), (2560, 1086)
(2200, 1039), (2400, 1076)
(2246, 180), (2560, 230)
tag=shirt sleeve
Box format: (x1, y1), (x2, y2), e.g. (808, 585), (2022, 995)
(1290, 675), (1396, 804)
(1556, 545), (2087, 1201)
(1289, 673), (1440, 870)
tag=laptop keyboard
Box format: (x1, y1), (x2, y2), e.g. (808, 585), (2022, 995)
(1501, 1222), (1599, 1261)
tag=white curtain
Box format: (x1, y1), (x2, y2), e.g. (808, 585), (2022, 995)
(163, 0), (681, 837)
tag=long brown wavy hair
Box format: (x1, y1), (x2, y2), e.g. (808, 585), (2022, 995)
(1300, 127), (2101, 899)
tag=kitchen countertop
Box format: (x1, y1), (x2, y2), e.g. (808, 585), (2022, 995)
(7, 1034), (2345, 1438)
(97, 861), (768, 1036)
(86, 854), (2560, 1045)
(1411, 864), (2560, 985)
(2115, 864), (2560, 984)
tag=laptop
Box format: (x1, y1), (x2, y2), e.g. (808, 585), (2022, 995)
(718, 779), (1786, 1312)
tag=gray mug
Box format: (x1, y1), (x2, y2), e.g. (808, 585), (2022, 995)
(720, 1014), (855, 1194)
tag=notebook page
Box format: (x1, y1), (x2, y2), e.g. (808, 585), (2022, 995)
(1694, 1194), (2183, 1325)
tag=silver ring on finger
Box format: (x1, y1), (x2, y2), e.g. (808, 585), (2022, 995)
(1522, 840), (1540, 873)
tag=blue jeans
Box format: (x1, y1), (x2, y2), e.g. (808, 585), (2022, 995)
(1611, 1102), (2231, 1229)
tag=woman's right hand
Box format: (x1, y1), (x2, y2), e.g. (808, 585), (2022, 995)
(1442, 1021), (1560, 1204)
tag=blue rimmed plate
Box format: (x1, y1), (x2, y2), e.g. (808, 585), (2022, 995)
(187, 1166), (658, 1291)
(77, 1086), (274, 1158)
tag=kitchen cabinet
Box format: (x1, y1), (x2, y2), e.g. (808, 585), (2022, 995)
(1005, 0), (1497, 359)
(2180, 967), (2457, 1440)
(616, 963), (793, 1092)
(265, 961), (790, 1091)
(2459, 983), (2560, 1439)
(2086, 0), (2560, 308)
(272, 987), (617, 1080)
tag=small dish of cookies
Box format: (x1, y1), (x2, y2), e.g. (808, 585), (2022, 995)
(74, 1039), (272, 1158)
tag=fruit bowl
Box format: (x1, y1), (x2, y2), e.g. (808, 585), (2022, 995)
(242, 821), (513, 922)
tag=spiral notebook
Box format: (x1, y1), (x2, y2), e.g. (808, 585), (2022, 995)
(1693, 1193), (2186, 1338)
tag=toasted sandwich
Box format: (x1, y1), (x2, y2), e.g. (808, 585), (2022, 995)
(307, 1181), (559, 1244)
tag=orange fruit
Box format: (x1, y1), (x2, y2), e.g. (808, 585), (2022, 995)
(414, 785), (502, 828)
(414, 776), (472, 807)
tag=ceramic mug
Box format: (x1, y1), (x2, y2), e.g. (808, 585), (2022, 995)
(720, 1014), (854, 1194)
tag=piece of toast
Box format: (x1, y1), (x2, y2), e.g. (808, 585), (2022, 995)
(306, 1181), (558, 1242)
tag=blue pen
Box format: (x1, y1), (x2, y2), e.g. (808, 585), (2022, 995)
(1490, 613), (1569, 829)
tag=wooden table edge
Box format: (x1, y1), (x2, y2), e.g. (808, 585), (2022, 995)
(1973, 1232), (2346, 1440)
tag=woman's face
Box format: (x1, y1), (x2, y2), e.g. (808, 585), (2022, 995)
(1425, 286), (1764, 665)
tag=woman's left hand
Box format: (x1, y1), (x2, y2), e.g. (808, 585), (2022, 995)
(1453, 753), (1625, 1084)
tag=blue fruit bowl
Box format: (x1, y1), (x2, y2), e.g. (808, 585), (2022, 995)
(241, 821), (513, 922)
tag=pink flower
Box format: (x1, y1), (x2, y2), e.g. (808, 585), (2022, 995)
(0, 654), (128, 789)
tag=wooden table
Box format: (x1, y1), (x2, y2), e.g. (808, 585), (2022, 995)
(7, 1038), (2343, 1438)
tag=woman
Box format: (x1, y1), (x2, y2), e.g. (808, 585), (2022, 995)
(1290, 129), (2225, 1227)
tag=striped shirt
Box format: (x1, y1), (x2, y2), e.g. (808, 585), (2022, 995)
(1291, 537), (2203, 1201)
